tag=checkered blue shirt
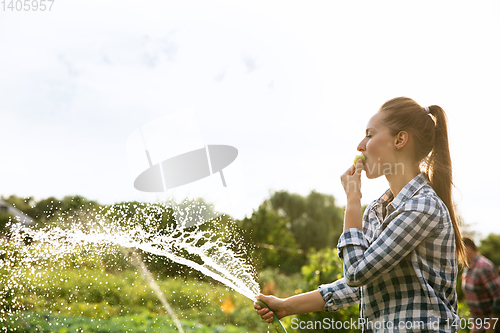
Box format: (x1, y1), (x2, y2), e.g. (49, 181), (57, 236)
(319, 173), (459, 332)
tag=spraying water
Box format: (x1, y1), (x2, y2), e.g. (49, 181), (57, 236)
(129, 251), (185, 333)
(0, 200), (261, 329)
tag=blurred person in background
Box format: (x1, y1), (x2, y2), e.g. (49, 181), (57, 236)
(462, 236), (500, 333)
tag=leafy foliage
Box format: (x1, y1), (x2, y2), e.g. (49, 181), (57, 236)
(238, 205), (303, 274)
(236, 190), (344, 274)
(1, 195), (100, 229)
(294, 247), (359, 333)
(6, 311), (257, 333)
(478, 233), (500, 269)
(268, 190), (344, 252)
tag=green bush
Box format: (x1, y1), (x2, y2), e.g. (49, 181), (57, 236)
(293, 247), (359, 333)
(257, 267), (303, 298)
(4, 311), (259, 333)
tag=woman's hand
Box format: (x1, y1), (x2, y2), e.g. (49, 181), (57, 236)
(254, 294), (287, 323)
(341, 159), (364, 230)
(341, 158), (364, 200)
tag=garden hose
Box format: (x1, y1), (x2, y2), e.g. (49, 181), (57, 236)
(255, 300), (288, 333)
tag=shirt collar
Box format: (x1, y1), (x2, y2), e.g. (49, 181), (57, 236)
(375, 173), (429, 215)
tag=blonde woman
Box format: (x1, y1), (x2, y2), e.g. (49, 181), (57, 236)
(255, 97), (465, 333)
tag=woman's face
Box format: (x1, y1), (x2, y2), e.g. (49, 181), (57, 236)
(356, 112), (398, 179)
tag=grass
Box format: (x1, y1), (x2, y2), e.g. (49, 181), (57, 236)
(2, 266), (270, 332)
(0, 240), (308, 332)
(7, 311), (257, 333)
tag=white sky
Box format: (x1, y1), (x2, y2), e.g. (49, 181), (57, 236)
(1, 0), (499, 239)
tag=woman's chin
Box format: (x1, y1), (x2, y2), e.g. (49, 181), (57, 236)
(364, 171), (382, 180)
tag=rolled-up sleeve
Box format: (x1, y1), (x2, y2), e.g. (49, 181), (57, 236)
(318, 278), (361, 312)
(337, 197), (441, 288)
(337, 228), (369, 261)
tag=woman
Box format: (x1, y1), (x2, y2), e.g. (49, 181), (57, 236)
(254, 97), (466, 332)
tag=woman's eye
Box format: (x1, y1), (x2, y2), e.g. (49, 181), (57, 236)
(365, 135), (372, 139)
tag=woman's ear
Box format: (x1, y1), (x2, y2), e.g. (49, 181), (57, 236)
(394, 131), (409, 149)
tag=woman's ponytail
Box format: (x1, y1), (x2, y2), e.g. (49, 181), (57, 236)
(427, 106), (467, 266)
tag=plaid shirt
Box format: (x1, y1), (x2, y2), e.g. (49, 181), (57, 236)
(462, 254), (500, 322)
(319, 173), (459, 332)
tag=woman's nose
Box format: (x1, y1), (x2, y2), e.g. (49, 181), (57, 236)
(357, 140), (366, 152)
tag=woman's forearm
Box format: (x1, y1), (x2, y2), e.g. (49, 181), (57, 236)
(283, 290), (326, 316)
(343, 196), (363, 231)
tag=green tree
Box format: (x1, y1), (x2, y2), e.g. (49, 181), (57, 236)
(36, 195), (100, 226)
(267, 190), (344, 253)
(238, 205), (303, 274)
(237, 190), (345, 274)
(2, 194), (100, 229)
(478, 233), (500, 269)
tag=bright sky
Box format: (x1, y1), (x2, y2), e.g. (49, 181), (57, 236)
(1, 1), (499, 239)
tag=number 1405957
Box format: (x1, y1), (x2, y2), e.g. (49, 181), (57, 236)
(2, 0), (54, 11)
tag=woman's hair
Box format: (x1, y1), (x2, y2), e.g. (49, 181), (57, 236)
(378, 97), (467, 266)
(462, 236), (477, 252)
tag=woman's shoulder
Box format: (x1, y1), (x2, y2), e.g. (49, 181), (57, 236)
(402, 183), (449, 217)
